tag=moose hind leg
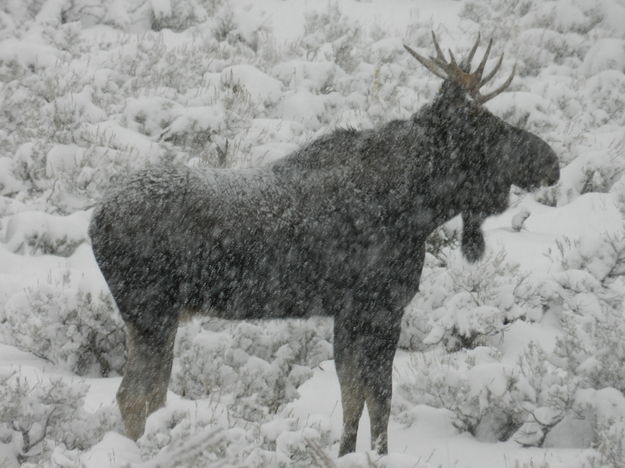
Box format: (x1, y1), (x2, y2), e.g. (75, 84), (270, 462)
(117, 320), (177, 440)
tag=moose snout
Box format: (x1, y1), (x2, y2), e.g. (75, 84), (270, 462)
(534, 141), (560, 188)
(541, 152), (560, 186)
(509, 129), (560, 190)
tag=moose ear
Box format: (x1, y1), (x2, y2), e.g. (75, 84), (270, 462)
(461, 212), (486, 263)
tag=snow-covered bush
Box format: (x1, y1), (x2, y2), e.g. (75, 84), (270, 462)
(513, 229), (625, 448)
(138, 405), (259, 465)
(397, 347), (533, 441)
(135, 398), (338, 467)
(0, 157), (25, 196)
(585, 71), (625, 124)
(398, 335), (625, 450)
(171, 319), (332, 421)
(589, 417), (625, 468)
(1, 56), (154, 209)
(148, 0), (212, 32)
(401, 248), (540, 352)
(2, 274), (125, 376)
(459, 0), (618, 52)
(550, 282), (625, 395)
(400, 222), (625, 449)
(424, 224), (460, 263)
(549, 224), (625, 289)
(0, 0), (226, 33)
(513, 341), (583, 447)
(0, 371), (118, 466)
(567, 150), (625, 198)
(301, 3), (362, 73)
(2, 210), (89, 256)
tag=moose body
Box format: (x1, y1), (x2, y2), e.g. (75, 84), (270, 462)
(90, 35), (560, 455)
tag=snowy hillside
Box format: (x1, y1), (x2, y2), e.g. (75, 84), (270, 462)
(1, 0), (625, 466)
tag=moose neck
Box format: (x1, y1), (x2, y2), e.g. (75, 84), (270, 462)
(346, 96), (512, 255)
(332, 114), (465, 239)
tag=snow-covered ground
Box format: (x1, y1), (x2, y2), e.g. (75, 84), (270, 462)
(2, 0), (625, 466)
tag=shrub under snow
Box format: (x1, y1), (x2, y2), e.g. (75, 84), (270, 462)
(171, 318), (333, 420)
(398, 225), (625, 457)
(2, 272), (126, 377)
(0, 371), (119, 467)
(400, 248), (542, 352)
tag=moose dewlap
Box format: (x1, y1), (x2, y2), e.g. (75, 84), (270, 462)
(89, 33), (559, 455)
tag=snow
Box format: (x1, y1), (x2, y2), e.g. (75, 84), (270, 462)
(551, 1), (590, 32)
(2, 209), (90, 255)
(80, 432), (142, 468)
(486, 91), (556, 128)
(124, 97), (183, 137)
(0, 158), (24, 196)
(149, 0), (172, 21)
(0, 38), (68, 69)
(164, 104), (226, 137)
(84, 121), (164, 161)
(45, 145), (87, 178)
(228, 0), (465, 43)
(221, 64), (283, 105)
(2, 0), (625, 466)
(272, 60), (342, 91)
(498, 319), (561, 362)
(483, 193), (623, 271)
(582, 38), (625, 75)
(275, 89), (327, 128)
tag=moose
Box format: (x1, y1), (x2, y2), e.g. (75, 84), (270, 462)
(89, 34), (559, 455)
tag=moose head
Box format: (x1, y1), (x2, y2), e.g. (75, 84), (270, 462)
(404, 33), (559, 262)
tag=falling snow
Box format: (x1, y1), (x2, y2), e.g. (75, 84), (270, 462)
(1, 0), (625, 467)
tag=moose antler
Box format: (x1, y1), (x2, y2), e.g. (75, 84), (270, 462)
(404, 32), (515, 104)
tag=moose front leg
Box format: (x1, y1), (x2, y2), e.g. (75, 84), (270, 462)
(334, 324), (366, 456)
(361, 328), (399, 454)
(334, 311), (401, 456)
(117, 320), (177, 440)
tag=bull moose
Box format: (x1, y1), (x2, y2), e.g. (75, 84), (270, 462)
(89, 34), (560, 455)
